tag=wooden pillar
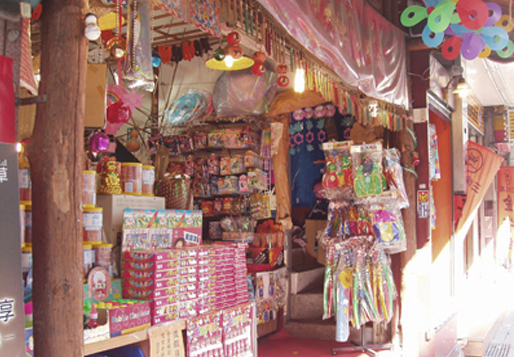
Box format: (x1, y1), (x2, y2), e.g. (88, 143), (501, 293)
(26, 0), (88, 356)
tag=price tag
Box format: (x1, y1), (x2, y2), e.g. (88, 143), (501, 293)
(20, 2), (31, 19)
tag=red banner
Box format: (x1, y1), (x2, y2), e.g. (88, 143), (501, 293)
(0, 56), (15, 144)
(456, 141), (504, 233)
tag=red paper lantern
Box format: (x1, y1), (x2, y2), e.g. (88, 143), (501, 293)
(277, 76), (289, 87)
(252, 51), (267, 63)
(277, 64), (289, 74)
(227, 32), (241, 45)
(252, 63), (266, 76)
(226, 45), (244, 59)
(106, 100), (131, 124)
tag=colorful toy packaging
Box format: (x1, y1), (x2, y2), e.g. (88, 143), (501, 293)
(322, 141), (354, 199)
(351, 143), (387, 198)
(122, 209), (203, 251)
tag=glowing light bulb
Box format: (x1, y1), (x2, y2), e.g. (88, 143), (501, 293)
(84, 13), (101, 41)
(15, 143), (22, 153)
(225, 55), (234, 68)
(294, 68), (305, 93)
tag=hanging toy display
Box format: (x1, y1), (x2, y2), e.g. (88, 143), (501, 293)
(151, 50), (162, 67)
(226, 31), (241, 45)
(126, 129), (141, 152)
(251, 62), (266, 76)
(213, 46), (225, 61)
(98, 157), (122, 195)
(89, 131), (110, 153)
(106, 100), (131, 124)
(383, 148), (409, 209)
(370, 201), (406, 254)
(277, 76), (289, 87)
(226, 45), (244, 60)
(252, 51), (267, 64)
(123, 0), (154, 89)
(251, 51), (267, 77)
(322, 141), (354, 199)
(351, 143), (387, 198)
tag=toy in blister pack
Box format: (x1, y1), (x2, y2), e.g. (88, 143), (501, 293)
(347, 205), (372, 236)
(193, 131), (208, 150)
(224, 129), (241, 148)
(178, 134), (194, 153)
(166, 135), (180, 155)
(219, 156), (231, 175)
(324, 201), (344, 238)
(207, 153), (220, 175)
(351, 143), (387, 198)
(383, 148), (409, 209)
(185, 155), (195, 177)
(370, 202), (406, 254)
(322, 141), (354, 199)
(208, 129), (224, 148)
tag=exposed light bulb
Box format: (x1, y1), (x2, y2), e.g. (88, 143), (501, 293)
(225, 55), (234, 68)
(15, 143), (22, 153)
(84, 13), (101, 41)
(294, 68), (305, 93)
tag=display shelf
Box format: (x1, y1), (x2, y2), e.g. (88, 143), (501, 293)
(84, 320), (186, 356)
(84, 328), (148, 355)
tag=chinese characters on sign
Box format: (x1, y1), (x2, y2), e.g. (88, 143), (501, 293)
(149, 321), (185, 357)
(456, 141), (504, 233)
(0, 159), (8, 183)
(0, 299), (15, 323)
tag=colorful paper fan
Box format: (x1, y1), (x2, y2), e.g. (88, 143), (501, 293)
(401, 0), (514, 61)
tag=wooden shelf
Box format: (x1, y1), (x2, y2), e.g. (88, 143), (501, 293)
(85, 329), (149, 355)
(84, 320), (186, 356)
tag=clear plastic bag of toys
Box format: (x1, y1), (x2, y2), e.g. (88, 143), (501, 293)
(351, 143), (387, 198)
(369, 198), (406, 254)
(321, 141), (354, 200)
(383, 148), (409, 209)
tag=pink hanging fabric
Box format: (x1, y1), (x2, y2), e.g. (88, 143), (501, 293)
(258, 0), (409, 108)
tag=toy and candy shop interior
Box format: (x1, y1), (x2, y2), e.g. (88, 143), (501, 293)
(6, 0), (511, 356)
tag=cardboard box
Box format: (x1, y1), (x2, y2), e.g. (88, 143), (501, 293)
(99, 301), (151, 337)
(83, 311), (110, 344)
(97, 194), (165, 275)
(305, 219), (326, 260)
(84, 63), (107, 129)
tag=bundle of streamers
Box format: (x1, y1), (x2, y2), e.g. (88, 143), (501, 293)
(324, 202), (373, 238)
(332, 237), (397, 342)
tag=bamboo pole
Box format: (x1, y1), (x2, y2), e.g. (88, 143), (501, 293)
(26, 0), (88, 356)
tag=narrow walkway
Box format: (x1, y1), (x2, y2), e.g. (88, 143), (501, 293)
(484, 313), (514, 357)
(258, 328), (395, 356)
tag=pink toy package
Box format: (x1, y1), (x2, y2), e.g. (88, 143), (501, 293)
(122, 249), (181, 262)
(121, 268), (179, 280)
(121, 276), (179, 290)
(152, 294), (179, 308)
(122, 259), (179, 271)
(122, 286), (178, 300)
